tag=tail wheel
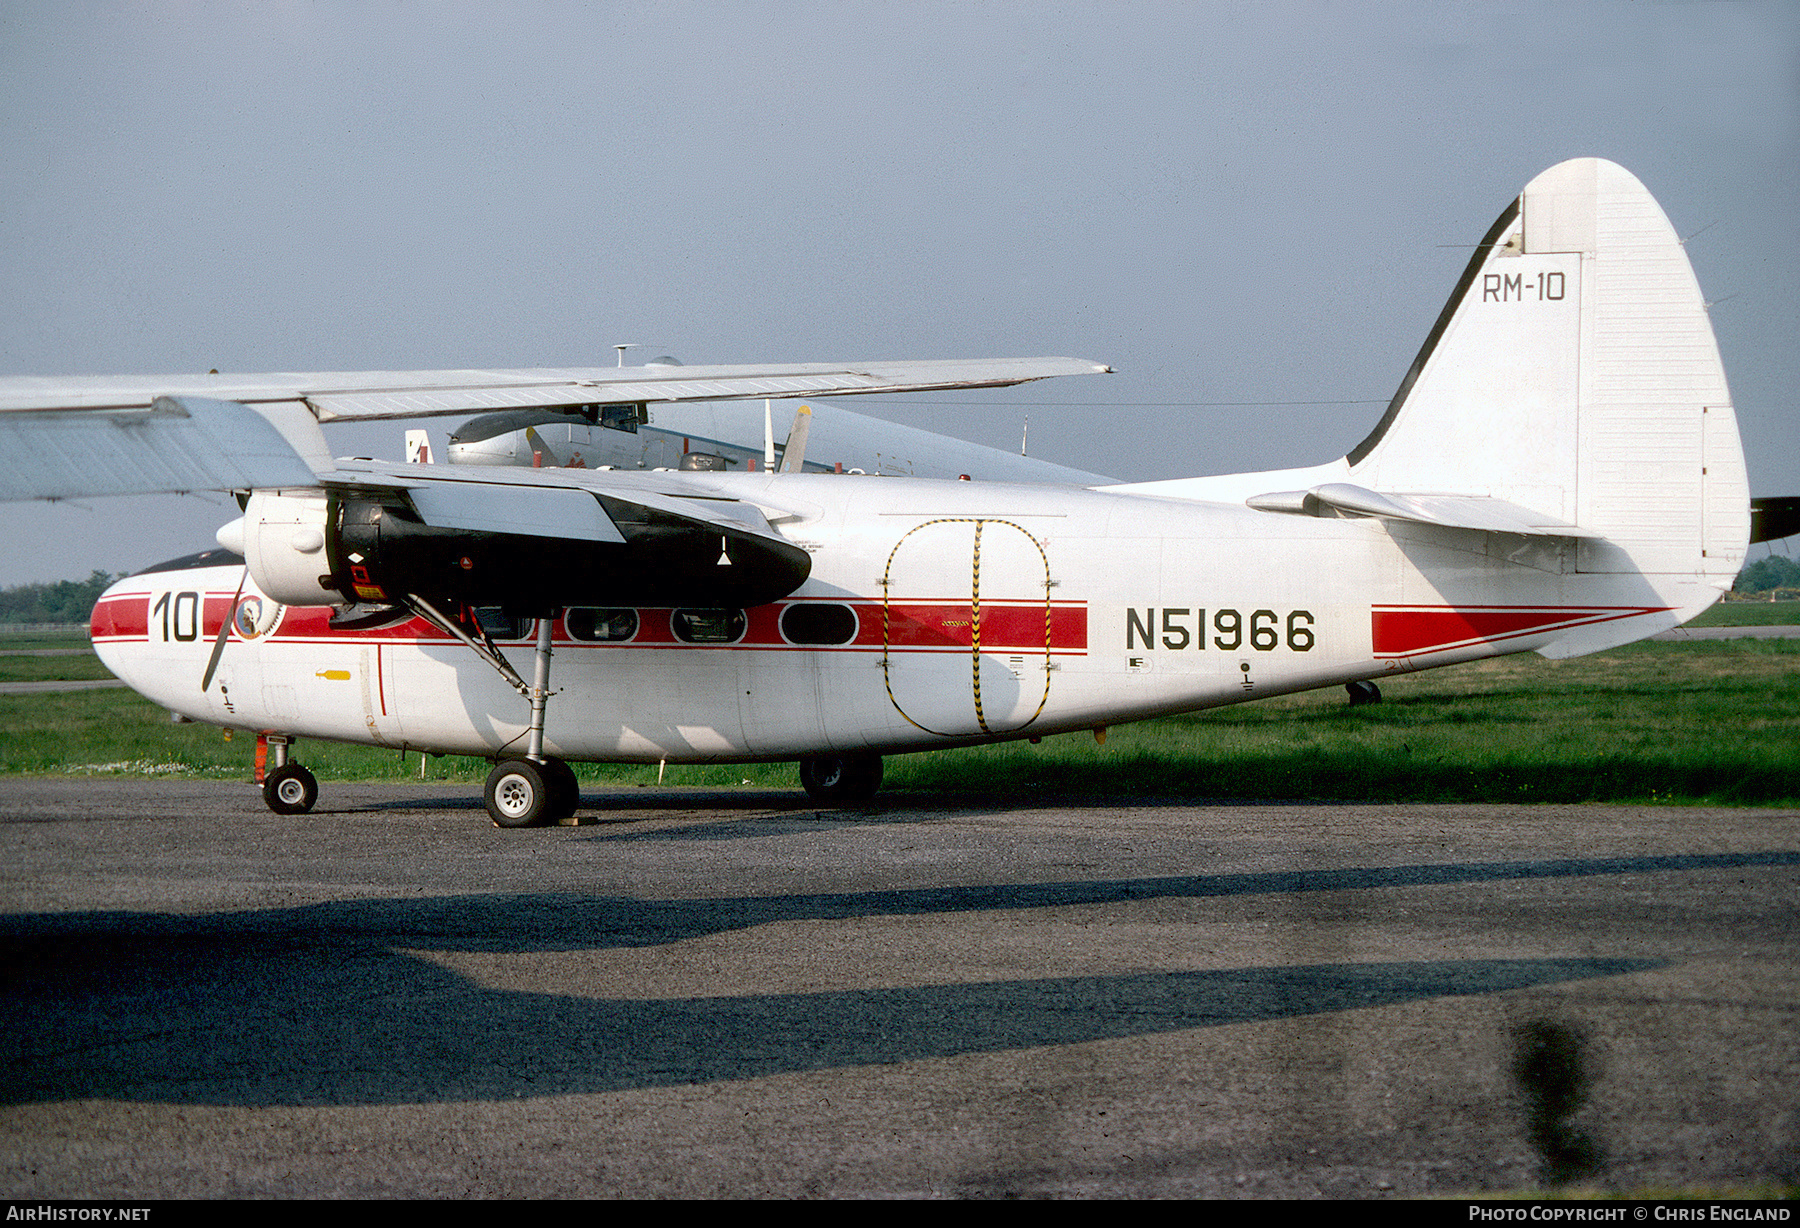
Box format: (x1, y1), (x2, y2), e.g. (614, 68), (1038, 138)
(262, 763), (318, 816)
(799, 754), (884, 803)
(485, 759), (552, 828)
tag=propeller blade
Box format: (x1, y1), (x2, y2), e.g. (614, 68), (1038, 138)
(778, 405), (812, 473)
(524, 425), (563, 468)
(201, 568), (248, 692)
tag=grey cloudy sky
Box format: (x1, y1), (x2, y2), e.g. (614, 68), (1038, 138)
(1, 1), (1795, 586)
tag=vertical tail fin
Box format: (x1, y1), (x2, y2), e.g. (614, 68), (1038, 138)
(1348, 158), (1749, 596)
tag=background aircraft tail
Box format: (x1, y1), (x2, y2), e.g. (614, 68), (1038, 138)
(1345, 157), (1749, 594)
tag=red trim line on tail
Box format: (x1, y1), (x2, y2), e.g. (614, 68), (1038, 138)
(1371, 604), (1672, 658)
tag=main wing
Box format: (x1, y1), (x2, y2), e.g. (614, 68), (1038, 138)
(0, 357), (1110, 502)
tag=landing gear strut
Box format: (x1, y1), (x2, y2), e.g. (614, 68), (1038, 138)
(412, 607), (579, 828)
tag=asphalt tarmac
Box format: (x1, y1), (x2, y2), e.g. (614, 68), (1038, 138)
(0, 779), (1794, 1198)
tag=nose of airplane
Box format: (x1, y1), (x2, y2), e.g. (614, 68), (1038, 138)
(87, 571), (140, 686)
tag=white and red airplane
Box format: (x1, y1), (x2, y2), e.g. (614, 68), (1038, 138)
(0, 159), (1750, 826)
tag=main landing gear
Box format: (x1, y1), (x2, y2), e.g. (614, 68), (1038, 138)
(484, 755), (580, 828)
(798, 753), (884, 803)
(402, 603), (579, 829)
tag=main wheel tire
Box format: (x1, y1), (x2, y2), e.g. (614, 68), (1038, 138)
(541, 757), (579, 821)
(262, 763), (319, 816)
(485, 759), (552, 828)
(1346, 679), (1382, 706)
(798, 753), (883, 803)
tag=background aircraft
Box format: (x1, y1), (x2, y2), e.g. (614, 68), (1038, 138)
(436, 360), (1110, 483)
(0, 161), (1754, 829)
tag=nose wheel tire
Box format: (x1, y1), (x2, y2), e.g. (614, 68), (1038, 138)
(798, 754), (883, 803)
(262, 763), (319, 816)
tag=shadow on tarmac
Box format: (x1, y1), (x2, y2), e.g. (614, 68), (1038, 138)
(0, 937), (1655, 1108)
(5, 849), (1788, 1107)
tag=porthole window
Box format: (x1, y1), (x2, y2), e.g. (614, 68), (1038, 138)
(671, 608), (747, 644)
(780, 602), (857, 646)
(566, 607), (639, 642)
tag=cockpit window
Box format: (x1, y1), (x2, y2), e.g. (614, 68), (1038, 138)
(130, 548), (245, 577)
(599, 404), (640, 434)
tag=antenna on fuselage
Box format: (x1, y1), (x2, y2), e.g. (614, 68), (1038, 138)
(613, 343), (638, 367)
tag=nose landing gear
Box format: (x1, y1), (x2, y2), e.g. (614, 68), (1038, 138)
(257, 734), (318, 815)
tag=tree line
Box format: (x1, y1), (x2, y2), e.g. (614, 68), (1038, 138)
(1736, 555), (1800, 594)
(0, 571), (116, 625)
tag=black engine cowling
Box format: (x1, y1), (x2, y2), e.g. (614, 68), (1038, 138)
(231, 488), (811, 613)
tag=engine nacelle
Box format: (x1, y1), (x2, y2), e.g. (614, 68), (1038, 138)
(219, 492), (339, 606)
(220, 486), (811, 612)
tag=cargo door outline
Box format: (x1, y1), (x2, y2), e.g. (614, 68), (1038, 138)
(880, 518), (1053, 737)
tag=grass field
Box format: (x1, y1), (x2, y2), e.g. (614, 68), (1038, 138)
(3, 633), (1796, 805)
(0, 653), (115, 682)
(1687, 598), (1800, 626)
(888, 639), (1800, 805)
(0, 630), (106, 652)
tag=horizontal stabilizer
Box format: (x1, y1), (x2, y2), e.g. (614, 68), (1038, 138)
(1246, 482), (1599, 538)
(0, 395), (319, 501)
(1750, 497), (1800, 544)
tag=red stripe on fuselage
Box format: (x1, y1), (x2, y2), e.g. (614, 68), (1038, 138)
(1371, 604), (1671, 657)
(266, 601), (1090, 653)
(90, 593), (147, 640)
(89, 589), (235, 641)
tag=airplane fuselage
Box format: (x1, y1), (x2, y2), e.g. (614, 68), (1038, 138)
(91, 472), (1680, 763)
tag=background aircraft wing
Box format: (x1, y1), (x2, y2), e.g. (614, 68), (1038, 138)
(0, 358), (1108, 420)
(0, 358), (1110, 502)
(291, 357), (1111, 422)
(0, 395), (320, 502)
